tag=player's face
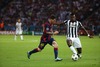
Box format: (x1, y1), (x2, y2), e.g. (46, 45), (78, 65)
(18, 19), (21, 23)
(51, 19), (56, 24)
(70, 15), (76, 21)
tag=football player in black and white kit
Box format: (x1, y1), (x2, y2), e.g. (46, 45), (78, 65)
(55, 13), (91, 58)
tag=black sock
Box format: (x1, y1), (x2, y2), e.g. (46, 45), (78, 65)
(54, 48), (58, 59)
(29, 48), (39, 55)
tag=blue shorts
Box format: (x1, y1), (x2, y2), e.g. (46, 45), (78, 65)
(38, 38), (55, 50)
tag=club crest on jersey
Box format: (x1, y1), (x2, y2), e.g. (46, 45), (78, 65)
(70, 23), (76, 27)
(46, 28), (49, 30)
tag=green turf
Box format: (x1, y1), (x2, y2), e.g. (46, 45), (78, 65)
(0, 35), (100, 67)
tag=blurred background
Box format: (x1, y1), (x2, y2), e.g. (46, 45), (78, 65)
(0, 0), (100, 35)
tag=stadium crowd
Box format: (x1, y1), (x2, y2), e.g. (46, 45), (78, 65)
(0, 0), (100, 35)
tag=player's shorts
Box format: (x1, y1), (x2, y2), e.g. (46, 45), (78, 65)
(67, 37), (82, 48)
(16, 30), (22, 35)
(38, 38), (55, 50)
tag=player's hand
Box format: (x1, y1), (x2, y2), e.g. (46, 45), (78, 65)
(54, 31), (59, 35)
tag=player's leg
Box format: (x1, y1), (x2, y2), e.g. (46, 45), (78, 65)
(67, 39), (77, 54)
(20, 34), (23, 40)
(19, 31), (23, 40)
(52, 41), (58, 59)
(49, 38), (62, 61)
(27, 42), (47, 59)
(14, 30), (18, 40)
(74, 38), (82, 58)
(14, 34), (17, 40)
(76, 48), (82, 58)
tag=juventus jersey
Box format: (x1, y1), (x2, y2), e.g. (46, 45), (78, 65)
(64, 20), (83, 38)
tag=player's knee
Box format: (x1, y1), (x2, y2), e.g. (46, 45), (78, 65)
(52, 41), (58, 48)
(37, 48), (41, 52)
(67, 40), (72, 47)
(38, 46), (45, 51)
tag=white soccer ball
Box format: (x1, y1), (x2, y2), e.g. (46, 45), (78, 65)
(71, 54), (78, 61)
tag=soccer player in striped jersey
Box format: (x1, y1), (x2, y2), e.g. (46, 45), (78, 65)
(27, 15), (62, 61)
(56, 13), (91, 58)
(64, 13), (91, 58)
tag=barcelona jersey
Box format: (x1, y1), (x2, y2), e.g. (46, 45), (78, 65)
(41, 21), (53, 43)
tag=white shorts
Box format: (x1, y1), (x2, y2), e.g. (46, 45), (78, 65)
(16, 30), (22, 35)
(67, 37), (82, 48)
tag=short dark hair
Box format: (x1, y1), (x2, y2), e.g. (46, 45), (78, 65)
(17, 18), (21, 20)
(49, 15), (56, 19)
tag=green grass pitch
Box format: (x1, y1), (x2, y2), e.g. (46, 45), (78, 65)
(0, 35), (100, 67)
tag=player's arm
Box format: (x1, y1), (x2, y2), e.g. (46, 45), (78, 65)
(21, 23), (24, 29)
(53, 22), (64, 25)
(15, 23), (17, 28)
(79, 22), (91, 37)
(21, 23), (24, 27)
(53, 20), (68, 25)
(44, 25), (58, 35)
(46, 31), (58, 35)
(46, 20), (68, 35)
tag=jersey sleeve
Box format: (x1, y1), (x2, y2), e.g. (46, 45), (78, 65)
(64, 20), (68, 24)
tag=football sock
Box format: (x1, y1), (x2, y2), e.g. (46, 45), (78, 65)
(20, 35), (23, 40)
(14, 35), (17, 40)
(29, 48), (39, 55)
(54, 48), (58, 59)
(70, 46), (77, 54)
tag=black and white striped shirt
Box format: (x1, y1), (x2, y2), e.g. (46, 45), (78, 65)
(64, 20), (83, 38)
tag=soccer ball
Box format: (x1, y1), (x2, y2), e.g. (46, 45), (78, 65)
(71, 54), (78, 61)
